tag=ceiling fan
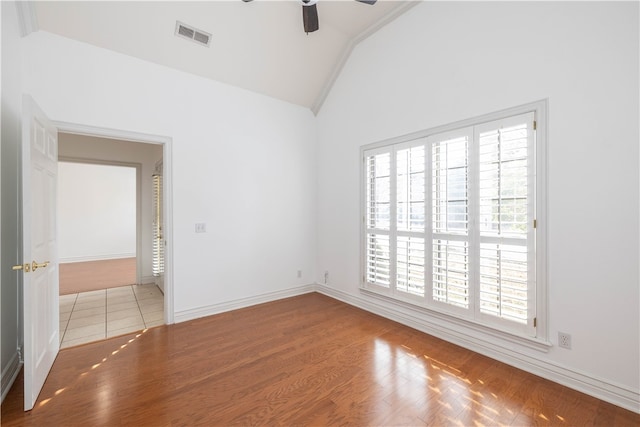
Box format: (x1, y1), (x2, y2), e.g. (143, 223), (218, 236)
(242, 0), (377, 34)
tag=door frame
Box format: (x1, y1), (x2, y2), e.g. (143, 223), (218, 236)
(53, 121), (174, 324)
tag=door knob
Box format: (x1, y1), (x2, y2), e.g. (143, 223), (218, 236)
(31, 261), (49, 271)
(12, 263), (31, 273)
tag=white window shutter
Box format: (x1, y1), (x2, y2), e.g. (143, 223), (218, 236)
(152, 173), (164, 277)
(477, 116), (534, 326)
(365, 151), (392, 288)
(361, 105), (541, 338)
(430, 132), (471, 310)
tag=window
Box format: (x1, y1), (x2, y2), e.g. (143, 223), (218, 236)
(362, 104), (545, 338)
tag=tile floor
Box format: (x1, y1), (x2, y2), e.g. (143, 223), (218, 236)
(59, 283), (164, 349)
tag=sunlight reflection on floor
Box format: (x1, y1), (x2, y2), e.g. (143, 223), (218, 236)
(37, 329), (148, 409)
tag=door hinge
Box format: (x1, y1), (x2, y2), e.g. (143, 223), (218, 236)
(533, 317), (537, 328)
(533, 219), (537, 229)
(533, 120), (537, 130)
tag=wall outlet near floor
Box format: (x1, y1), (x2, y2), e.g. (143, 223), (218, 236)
(297, 270), (302, 278)
(558, 332), (572, 349)
(195, 223), (206, 233)
(324, 270), (329, 284)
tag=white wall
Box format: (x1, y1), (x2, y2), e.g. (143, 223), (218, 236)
(1, 0), (24, 402)
(58, 161), (136, 263)
(317, 1), (639, 411)
(21, 30), (318, 317)
(58, 134), (162, 282)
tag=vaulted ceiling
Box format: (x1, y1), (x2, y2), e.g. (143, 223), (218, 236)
(32, 1), (417, 114)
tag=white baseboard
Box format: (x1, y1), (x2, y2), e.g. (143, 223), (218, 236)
(174, 284), (316, 324)
(1, 351), (23, 404)
(60, 253), (136, 263)
(315, 284), (640, 414)
(139, 275), (155, 285)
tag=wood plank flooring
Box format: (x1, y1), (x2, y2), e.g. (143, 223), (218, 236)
(59, 257), (137, 295)
(2, 293), (638, 426)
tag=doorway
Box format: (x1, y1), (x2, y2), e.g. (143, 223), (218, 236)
(56, 159), (159, 348)
(54, 125), (173, 348)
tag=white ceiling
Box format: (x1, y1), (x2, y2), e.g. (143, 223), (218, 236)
(33, 1), (417, 113)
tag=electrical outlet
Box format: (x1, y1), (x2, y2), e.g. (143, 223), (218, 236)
(297, 270), (302, 278)
(324, 270), (329, 284)
(195, 223), (206, 233)
(558, 332), (572, 349)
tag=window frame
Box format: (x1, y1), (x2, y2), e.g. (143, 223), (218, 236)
(360, 100), (548, 342)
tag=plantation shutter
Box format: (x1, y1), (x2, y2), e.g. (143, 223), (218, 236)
(152, 173), (164, 277)
(365, 150), (392, 287)
(476, 113), (535, 327)
(361, 106), (539, 337)
(395, 145), (426, 297)
(429, 130), (472, 310)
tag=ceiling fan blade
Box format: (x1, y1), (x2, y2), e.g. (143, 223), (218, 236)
(355, 0), (377, 4)
(302, 3), (319, 34)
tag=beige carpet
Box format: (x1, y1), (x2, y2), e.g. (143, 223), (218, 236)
(59, 257), (137, 295)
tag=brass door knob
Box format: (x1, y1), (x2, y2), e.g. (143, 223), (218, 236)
(31, 261), (50, 271)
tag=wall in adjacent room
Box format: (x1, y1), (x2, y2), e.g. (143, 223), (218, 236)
(58, 161), (136, 262)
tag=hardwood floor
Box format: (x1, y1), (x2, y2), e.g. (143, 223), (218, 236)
(59, 257), (137, 295)
(2, 293), (638, 426)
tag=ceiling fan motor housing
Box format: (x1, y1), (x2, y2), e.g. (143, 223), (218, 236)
(302, 3), (319, 33)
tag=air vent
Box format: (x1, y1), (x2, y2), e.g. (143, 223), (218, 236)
(175, 21), (211, 47)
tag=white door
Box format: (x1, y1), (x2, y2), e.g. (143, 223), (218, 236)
(21, 95), (59, 411)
